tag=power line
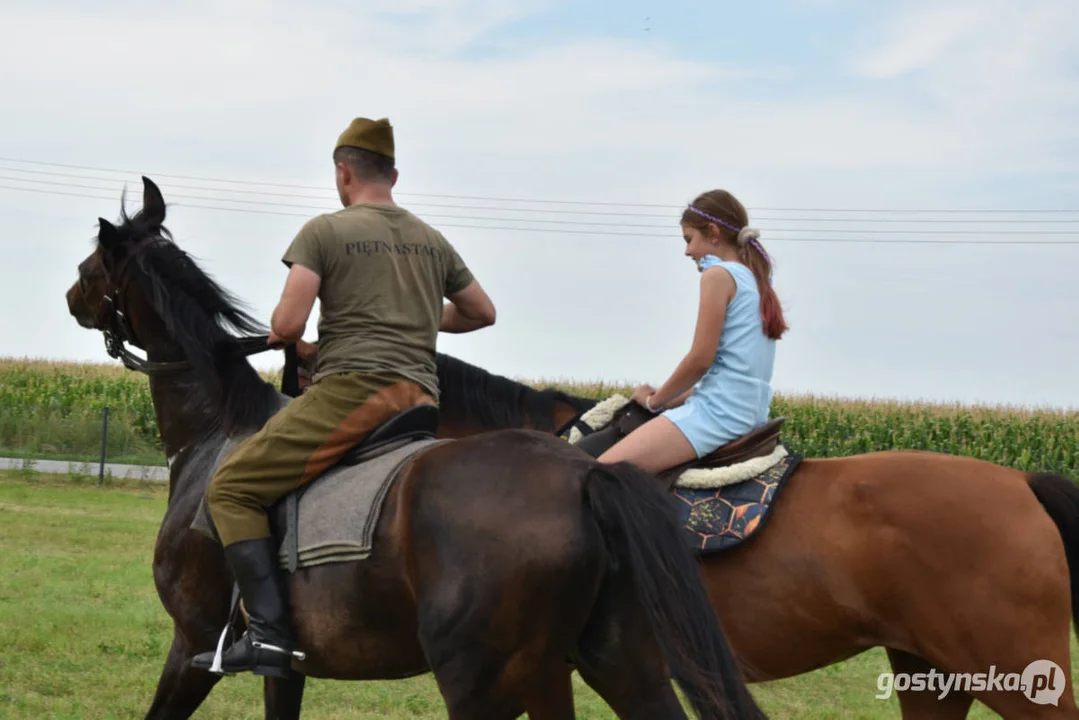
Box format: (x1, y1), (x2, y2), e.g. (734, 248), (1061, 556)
(5, 165), (1079, 225)
(2, 175), (1077, 235)
(3, 182), (1078, 245)
(2, 172), (1079, 235)
(0, 156), (683, 209)
(2, 174), (1079, 234)
(2, 155), (1078, 215)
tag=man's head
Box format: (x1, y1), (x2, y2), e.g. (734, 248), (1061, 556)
(333, 117), (398, 206)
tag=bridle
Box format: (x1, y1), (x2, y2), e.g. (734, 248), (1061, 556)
(87, 239), (281, 376)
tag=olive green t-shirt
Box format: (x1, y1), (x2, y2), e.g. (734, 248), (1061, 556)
(281, 203), (474, 400)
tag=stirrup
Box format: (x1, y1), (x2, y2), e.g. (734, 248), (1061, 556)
(207, 622), (231, 674)
(252, 637), (306, 661)
(204, 627), (306, 676)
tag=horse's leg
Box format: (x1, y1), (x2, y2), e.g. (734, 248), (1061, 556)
(575, 634), (689, 718)
(909, 588), (1079, 720)
(916, 629), (1079, 719)
(573, 618), (689, 717)
(145, 518), (234, 720)
(884, 472), (1078, 718)
(571, 551), (690, 719)
(414, 547), (592, 720)
(263, 674), (306, 720)
(402, 441), (601, 720)
(420, 615), (585, 720)
(802, 455), (1079, 719)
(884, 649), (974, 719)
(520, 663), (577, 720)
(421, 563), (677, 720)
(143, 631), (223, 720)
(417, 622), (531, 720)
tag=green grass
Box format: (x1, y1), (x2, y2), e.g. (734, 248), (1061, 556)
(1, 469), (1076, 718)
(3, 358), (1077, 477)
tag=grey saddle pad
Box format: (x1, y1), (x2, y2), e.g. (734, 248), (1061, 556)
(190, 437), (450, 571)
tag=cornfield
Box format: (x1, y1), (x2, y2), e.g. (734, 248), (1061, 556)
(2, 358), (1077, 477)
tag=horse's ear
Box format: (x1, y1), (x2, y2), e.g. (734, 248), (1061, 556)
(98, 218), (119, 249)
(141, 176), (166, 226)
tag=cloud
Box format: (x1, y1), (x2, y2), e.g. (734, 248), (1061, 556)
(2, 0), (1076, 180)
(848, 0), (1079, 173)
(2, 0), (1078, 409)
(854, 4), (978, 78)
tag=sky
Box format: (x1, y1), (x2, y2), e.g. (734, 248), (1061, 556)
(1, 0), (1078, 410)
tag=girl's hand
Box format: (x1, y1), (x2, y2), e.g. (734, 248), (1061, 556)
(631, 384), (656, 407)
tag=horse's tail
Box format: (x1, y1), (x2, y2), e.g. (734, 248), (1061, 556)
(1027, 472), (1079, 640)
(581, 460), (765, 720)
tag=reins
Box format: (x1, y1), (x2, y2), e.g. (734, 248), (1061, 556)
(94, 237), (282, 376)
(102, 329), (280, 375)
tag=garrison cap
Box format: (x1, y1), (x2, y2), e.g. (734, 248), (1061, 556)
(335, 117), (394, 158)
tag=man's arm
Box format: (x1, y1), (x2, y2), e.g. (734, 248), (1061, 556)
(272, 215), (327, 345)
(441, 278), (496, 333)
(269, 263), (321, 344)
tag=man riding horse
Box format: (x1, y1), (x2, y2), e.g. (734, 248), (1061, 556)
(192, 116), (498, 678)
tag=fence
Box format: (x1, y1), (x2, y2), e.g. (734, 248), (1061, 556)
(1, 405), (171, 484)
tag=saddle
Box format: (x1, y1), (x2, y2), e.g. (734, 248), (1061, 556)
(278, 344), (441, 466)
(335, 402), (441, 466)
(571, 400), (785, 486)
(567, 396), (802, 555)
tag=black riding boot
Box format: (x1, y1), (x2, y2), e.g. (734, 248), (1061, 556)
(191, 537), (296, 678)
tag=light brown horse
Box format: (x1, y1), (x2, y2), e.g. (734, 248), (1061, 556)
(396, 358), (1079, 719)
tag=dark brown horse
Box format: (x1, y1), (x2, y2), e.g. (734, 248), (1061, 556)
(281, 340), (598, 443)
(404, 351), (1079, 718)
(64, 177), (767, 720)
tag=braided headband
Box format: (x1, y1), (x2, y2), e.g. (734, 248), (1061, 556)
(685, 204), (772, 271)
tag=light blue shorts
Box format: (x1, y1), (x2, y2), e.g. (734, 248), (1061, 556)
(662, 396), (752, 459)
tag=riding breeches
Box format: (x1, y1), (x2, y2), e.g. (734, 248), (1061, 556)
(206, 371), (434, 547)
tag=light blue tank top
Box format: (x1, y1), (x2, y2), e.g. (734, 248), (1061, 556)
(690, 255), (776, 434)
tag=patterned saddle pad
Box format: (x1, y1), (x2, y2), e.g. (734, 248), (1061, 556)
(564, 393), (804, 556)
(671, 450), (802, 555)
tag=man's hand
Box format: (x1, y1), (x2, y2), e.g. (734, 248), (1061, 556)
(294, 339), (318, 392)
(295, 339), (319, 363)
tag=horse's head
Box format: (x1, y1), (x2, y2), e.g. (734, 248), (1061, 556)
(66, 175), (268, 366)
(65, 176), (281, 437)
(66, 176), (169, 350)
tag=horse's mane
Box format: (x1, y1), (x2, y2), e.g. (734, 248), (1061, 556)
(111, 199), (280, 437)
(435, 352), (596, 432)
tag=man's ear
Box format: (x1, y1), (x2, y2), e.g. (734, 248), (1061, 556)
(335, 161), (350, 187)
